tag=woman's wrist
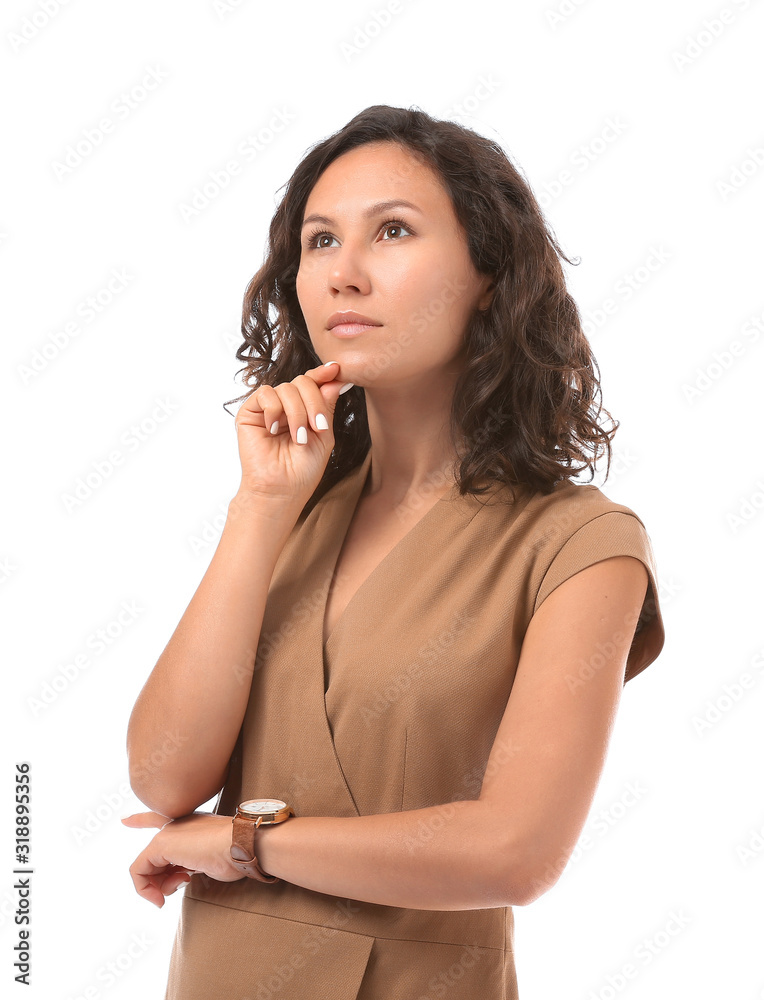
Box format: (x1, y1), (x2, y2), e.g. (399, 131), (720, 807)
(251, 820), (282, 879)
(222, 814), (285, 881)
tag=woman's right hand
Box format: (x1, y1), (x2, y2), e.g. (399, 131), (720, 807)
(233, 361), (353, 507)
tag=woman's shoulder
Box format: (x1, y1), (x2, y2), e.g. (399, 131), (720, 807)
(523, 477), (650, 531)
(466, 473), (650, 536)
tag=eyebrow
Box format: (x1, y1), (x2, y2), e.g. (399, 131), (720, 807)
(301, 199), (423, 230)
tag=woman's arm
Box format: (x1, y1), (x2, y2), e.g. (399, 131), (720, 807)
(254, 555), (647, 908)
(125, 555), (648, 909)
(126, 491), (303, 819)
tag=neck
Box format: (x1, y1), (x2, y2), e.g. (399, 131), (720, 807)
(360, 380), (463, 505)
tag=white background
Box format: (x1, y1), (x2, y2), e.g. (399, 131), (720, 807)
(2, 0), (763, 997)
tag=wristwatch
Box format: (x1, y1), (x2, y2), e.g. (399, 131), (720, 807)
(230, 798), (295, 883)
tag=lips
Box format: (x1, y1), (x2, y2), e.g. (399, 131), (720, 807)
(329, 322), (381, 339)
(327, 311), (382, 330)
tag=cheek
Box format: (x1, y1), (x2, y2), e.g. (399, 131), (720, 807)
(295, 266), (312, 309)
(404, 268), (470, 339)
(386, 262), (447, 325)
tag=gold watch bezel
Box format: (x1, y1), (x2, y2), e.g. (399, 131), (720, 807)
(236, 798), (294, 824)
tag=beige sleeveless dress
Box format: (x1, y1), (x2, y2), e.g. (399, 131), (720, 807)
(164, 448), (665, 999)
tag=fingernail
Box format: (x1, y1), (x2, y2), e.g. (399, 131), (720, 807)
(296, 426), (308, 444)
(338, 382), (355, 395)
(315, 413), (329, 431)
(270, 420), (279, 435)
(324, 361), (339, 367)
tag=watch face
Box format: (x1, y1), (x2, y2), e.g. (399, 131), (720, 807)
(238, 798), (287, 817)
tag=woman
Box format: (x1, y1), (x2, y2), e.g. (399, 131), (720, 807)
(123, 105), (665, 998)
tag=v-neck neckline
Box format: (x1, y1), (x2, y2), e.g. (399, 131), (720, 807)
(321, 450), (459, 657)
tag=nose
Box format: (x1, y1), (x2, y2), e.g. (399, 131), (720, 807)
(327, 242), (372, 296)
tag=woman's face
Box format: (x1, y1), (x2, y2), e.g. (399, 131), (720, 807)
(295, 141), (494, 391)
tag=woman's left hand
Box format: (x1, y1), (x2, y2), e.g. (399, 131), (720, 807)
(121, 811), (244, 908)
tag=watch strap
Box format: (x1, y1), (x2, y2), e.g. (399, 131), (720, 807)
(230, 816), (280, 883)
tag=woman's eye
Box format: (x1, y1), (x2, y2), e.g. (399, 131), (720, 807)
(306, 220), (411, 250)
(380, 221), (410, 241)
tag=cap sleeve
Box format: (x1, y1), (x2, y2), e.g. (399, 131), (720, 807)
(532, 511), (665, 684)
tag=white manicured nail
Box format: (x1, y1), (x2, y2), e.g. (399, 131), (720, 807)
(324, 361), (339, 367)
(316, 413), (329, 431)
(270, 420), (279, 435)
(296, 426), (308, 445)
(338, 382), (355, 395)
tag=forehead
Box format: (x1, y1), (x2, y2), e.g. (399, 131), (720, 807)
(302, 142), (446, 216)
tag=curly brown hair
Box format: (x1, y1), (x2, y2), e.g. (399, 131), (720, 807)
(224, 104), (618, 513)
